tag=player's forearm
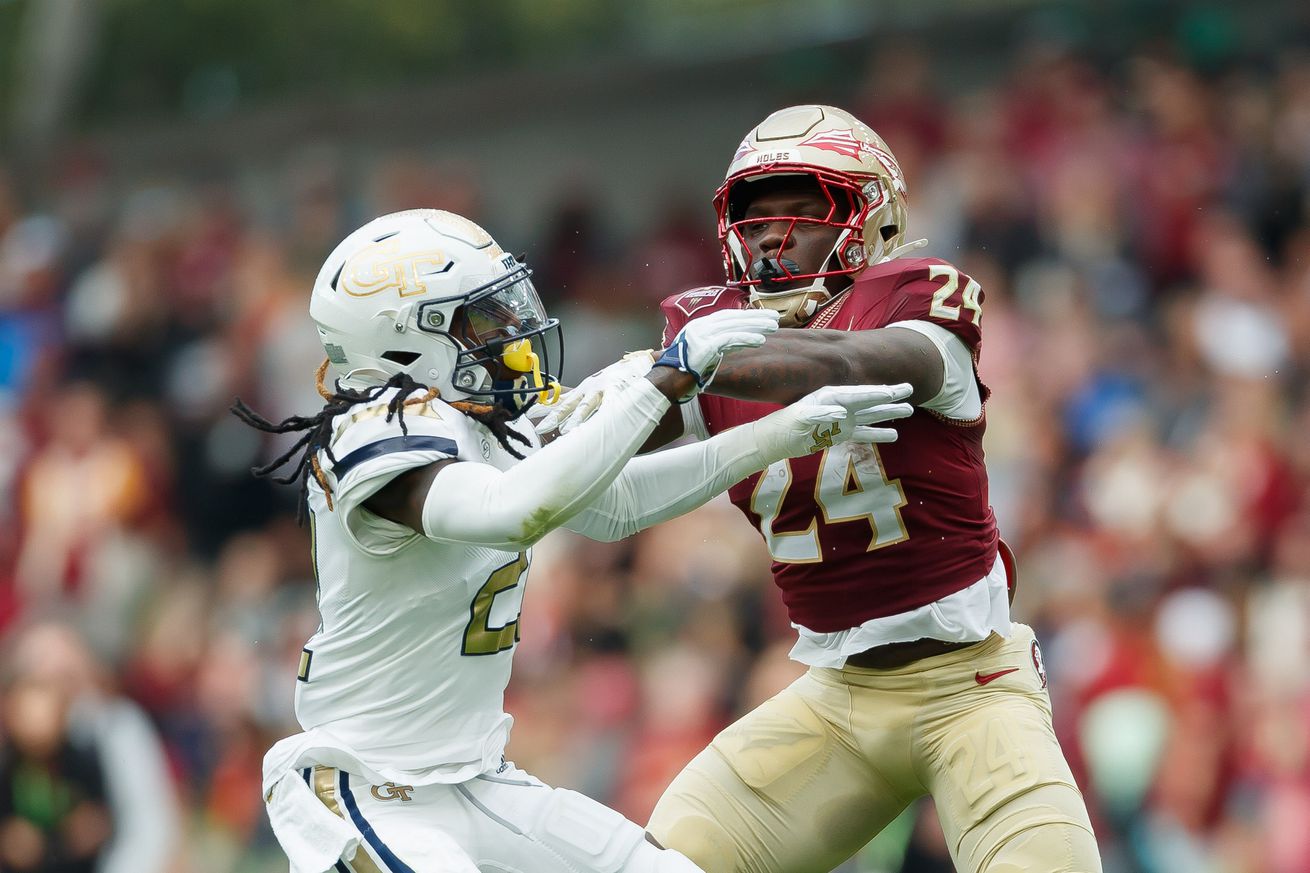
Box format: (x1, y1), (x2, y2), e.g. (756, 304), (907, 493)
(637, 405), (688, 453)
(565, 422), (768, 542)
(708, 328), (941, 405)
(423, 378), (673, 549)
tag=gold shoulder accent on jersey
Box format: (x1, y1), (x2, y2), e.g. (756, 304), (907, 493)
(332, 396), (444, 442)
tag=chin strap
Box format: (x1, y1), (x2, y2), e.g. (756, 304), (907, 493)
(747, 238), (931, 327)
(878, 237), (929, 264)
(747, 287), (831, 328)
(503, 339), (563, 405)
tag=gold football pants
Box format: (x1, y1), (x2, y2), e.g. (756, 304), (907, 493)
(647, 624), (1101, 873)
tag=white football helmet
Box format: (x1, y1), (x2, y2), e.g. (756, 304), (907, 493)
(309, 209), (562, 415)
(715, 105), (910, 325)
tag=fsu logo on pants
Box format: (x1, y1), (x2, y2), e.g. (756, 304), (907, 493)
(1031, 640), (1048, 689)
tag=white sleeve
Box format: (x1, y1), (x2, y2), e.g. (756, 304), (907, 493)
(885, 319), (982, 420)
(325, 393), (462, 555)
(563, 422), (766, 542)
(680, 394), (710, 441)
(422, 378), (670, 550)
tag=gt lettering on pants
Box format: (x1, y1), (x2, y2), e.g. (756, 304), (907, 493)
(371, 782), (415, 802)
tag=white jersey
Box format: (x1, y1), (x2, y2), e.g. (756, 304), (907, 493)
(271, 388), (540, 787)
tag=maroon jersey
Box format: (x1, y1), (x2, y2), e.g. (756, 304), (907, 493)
(661, 257), (998, 633)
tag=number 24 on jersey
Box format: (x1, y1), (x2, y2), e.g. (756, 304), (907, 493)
(751, 442), (908, 564)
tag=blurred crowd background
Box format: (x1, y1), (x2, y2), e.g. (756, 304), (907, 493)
(3, 1), (1310, 871)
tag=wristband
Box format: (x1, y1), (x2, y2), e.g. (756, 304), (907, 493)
(651, 336), (714, 403)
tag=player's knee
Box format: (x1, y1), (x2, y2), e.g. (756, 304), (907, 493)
(984, 823), (1101, 873)
(965, 784), (1102, 873)
(645, 812), (736, 873)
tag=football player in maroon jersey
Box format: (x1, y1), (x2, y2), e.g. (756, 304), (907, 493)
(538, 105), (1102, 873)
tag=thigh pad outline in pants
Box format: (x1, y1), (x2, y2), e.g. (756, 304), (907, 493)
(648, 675), (914, 873)
(458, 769), (697, 873)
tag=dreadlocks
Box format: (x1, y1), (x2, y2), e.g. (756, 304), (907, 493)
(231, 359), (531, 524)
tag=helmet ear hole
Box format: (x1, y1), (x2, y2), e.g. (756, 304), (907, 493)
(381, 350), (421, 366)
(879, 225), (899, 242)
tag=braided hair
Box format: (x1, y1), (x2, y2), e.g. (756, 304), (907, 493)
(231, 359), (531, 523)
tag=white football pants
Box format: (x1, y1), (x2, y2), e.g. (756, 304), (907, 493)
(284, 762), (704, 873)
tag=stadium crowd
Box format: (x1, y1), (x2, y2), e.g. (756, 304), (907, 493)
(1, 43), (1310, 873)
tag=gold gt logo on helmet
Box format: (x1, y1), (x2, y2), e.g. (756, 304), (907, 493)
(340, 239), (451, 298)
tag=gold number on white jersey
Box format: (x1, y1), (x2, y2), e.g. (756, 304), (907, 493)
(751, 443), (908, 564)
(463, 553), (529, 656)
(929, 265), (982, 325)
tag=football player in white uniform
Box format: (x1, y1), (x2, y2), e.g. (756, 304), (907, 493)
(237, 209), (914, 873)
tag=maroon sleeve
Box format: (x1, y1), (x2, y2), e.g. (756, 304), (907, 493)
(871, 258), (984, 354)
(658, 286), (741, 347)
(659, 294), (692, 348)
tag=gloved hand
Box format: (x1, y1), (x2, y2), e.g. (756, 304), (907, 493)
(748, 384), (915, 461)
(651, 309), (781, 400)
(531, 350), (657, 437)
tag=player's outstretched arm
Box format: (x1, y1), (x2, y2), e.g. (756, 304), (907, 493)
(531, 350), (657, 438)
(706, 326), (944, 407)
(365, 309), (780, 549)
(563, 384), (913, 542)
(626, 325), (940, 452)
(539, 327), (937, 453)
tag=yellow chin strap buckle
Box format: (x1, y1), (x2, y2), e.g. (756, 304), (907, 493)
(503, 339), (563, 405)
(538, 381), (563, 405)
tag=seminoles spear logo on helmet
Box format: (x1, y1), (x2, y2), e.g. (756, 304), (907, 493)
(714, 105), (913, 326)
(799, 130), (908, 195)
(798, 128), (871, 160)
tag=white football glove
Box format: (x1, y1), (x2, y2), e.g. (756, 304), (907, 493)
(532, 350), (656, 437)
(749, 384), (915, 461)
(651, 308), (781, 399)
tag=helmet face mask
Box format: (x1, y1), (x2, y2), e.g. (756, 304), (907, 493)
(418, 262), (563, 415)
(714, 105), (909, 326)
(310, 209), (562, 417)
(720, 169), (868, 289)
